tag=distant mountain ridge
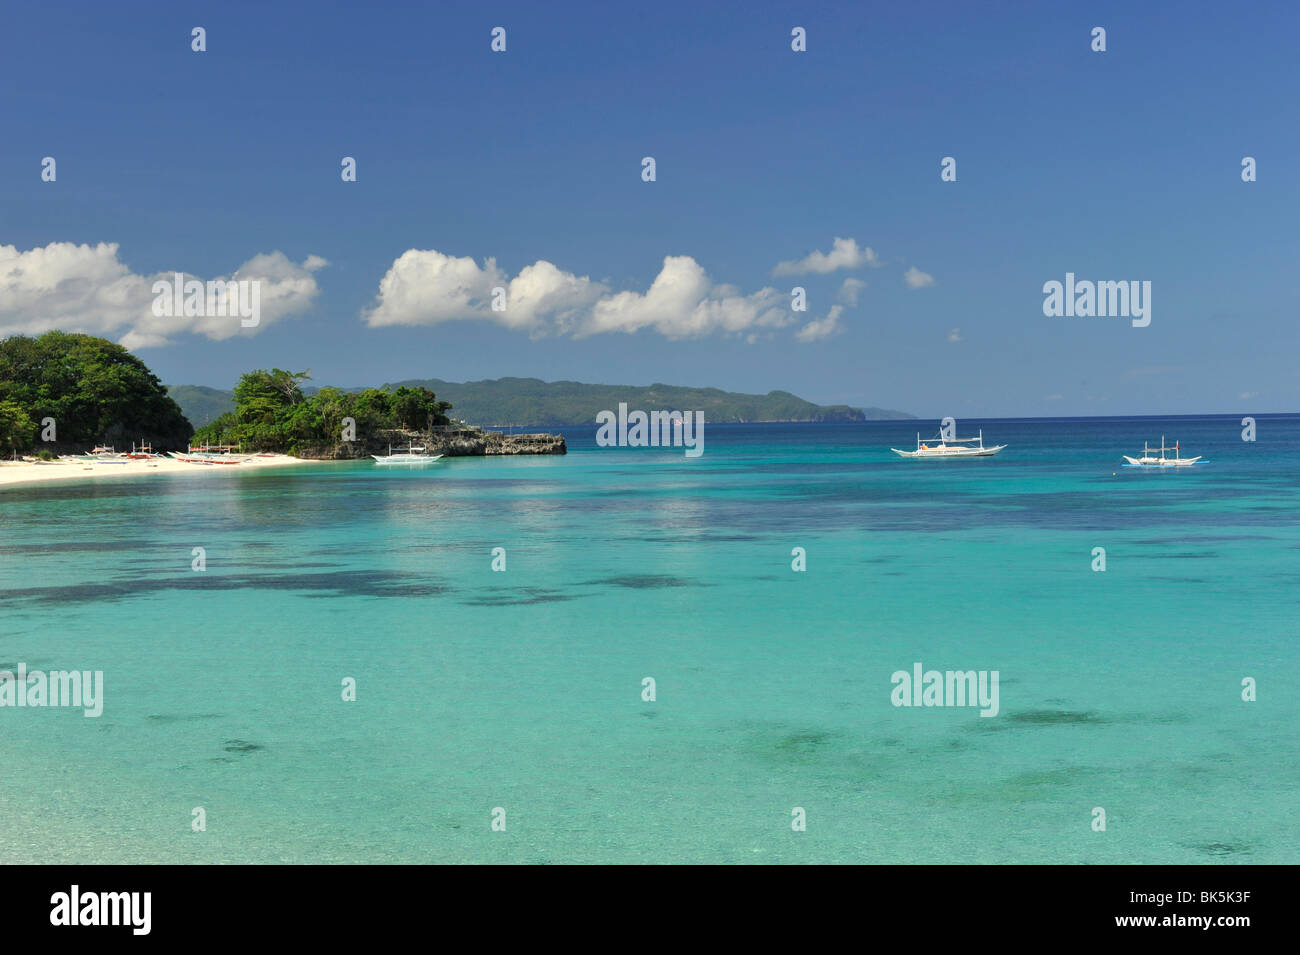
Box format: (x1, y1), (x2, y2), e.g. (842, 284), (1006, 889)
(165, 385), (237, 428)
(168, 378), (913, 427)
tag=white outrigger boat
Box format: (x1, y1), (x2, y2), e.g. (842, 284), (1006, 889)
(891, 429), (1006, 459)
(371, 442), (443, 466)
(59, 445), (129, 464)
(1122, 437), (1202, 468)
(168, 444), (255, 465)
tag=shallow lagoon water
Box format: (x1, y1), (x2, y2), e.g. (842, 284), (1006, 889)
(1, 416), (1296, 863)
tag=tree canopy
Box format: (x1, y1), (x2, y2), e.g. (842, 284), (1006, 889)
(0, 331), (193, 451)
(192, 370), (452, 453)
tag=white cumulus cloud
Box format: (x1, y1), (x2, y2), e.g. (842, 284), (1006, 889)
(365, 249), (796, 341)
(0, 241), (326, 348)
(904, 266), (935, 289)
(773, 237), (879, 276)
(363, 248), (508, 328)
(946, 327), (962, 342)
(838, 277), (867, 306)
(795, 305), (845, 343)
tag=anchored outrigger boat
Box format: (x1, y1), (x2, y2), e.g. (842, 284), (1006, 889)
(892, 429), (1006, 459)
(1122, 437), (1202, 468)
(372, 442), (444, 466)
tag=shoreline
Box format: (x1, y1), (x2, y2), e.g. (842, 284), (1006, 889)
(0, 454), (317, 490)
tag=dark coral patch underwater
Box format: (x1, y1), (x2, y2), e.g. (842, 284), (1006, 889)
(580, 575), (709, 589)
(0, 569), (446, 606)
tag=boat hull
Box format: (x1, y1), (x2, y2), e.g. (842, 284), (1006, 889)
(892, 445), (1006, 458)
(168, 451), (254, 464)
(1122, 455), (1202, 467)
(372, 454), (444, 465)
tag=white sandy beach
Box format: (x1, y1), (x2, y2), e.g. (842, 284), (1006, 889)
(0, 454), (314, 489)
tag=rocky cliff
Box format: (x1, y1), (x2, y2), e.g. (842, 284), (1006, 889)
(296, 427), (565, 460)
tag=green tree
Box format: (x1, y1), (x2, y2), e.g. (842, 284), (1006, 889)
(389, 385), (452, 430)
(0, 399), (36, 453)
(0, 331), (193, 448)
(190, 373), (455, 453)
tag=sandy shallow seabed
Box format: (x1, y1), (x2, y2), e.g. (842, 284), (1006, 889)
(0, 454), (315, 489)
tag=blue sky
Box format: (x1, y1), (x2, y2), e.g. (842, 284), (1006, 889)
(2, 0), (1297, 417)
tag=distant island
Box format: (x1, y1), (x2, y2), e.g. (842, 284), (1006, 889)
(169, 377), (914, 428)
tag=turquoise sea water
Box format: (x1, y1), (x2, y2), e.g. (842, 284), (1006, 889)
(2, 415), (1297, 864)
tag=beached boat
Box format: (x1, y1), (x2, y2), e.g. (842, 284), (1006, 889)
(168, 443), (255, 464)
(124, 441), (159, 460)
(892, 429), (1006, 459)
(1122, 437), (1202, 468)
(60, 446), (129, 464)
(372, 442), (443, 466)
(167, 451), (249, 465)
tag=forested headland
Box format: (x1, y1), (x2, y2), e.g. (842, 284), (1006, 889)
(0, 331), (192, 453)
(192, 369), (454, 455)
